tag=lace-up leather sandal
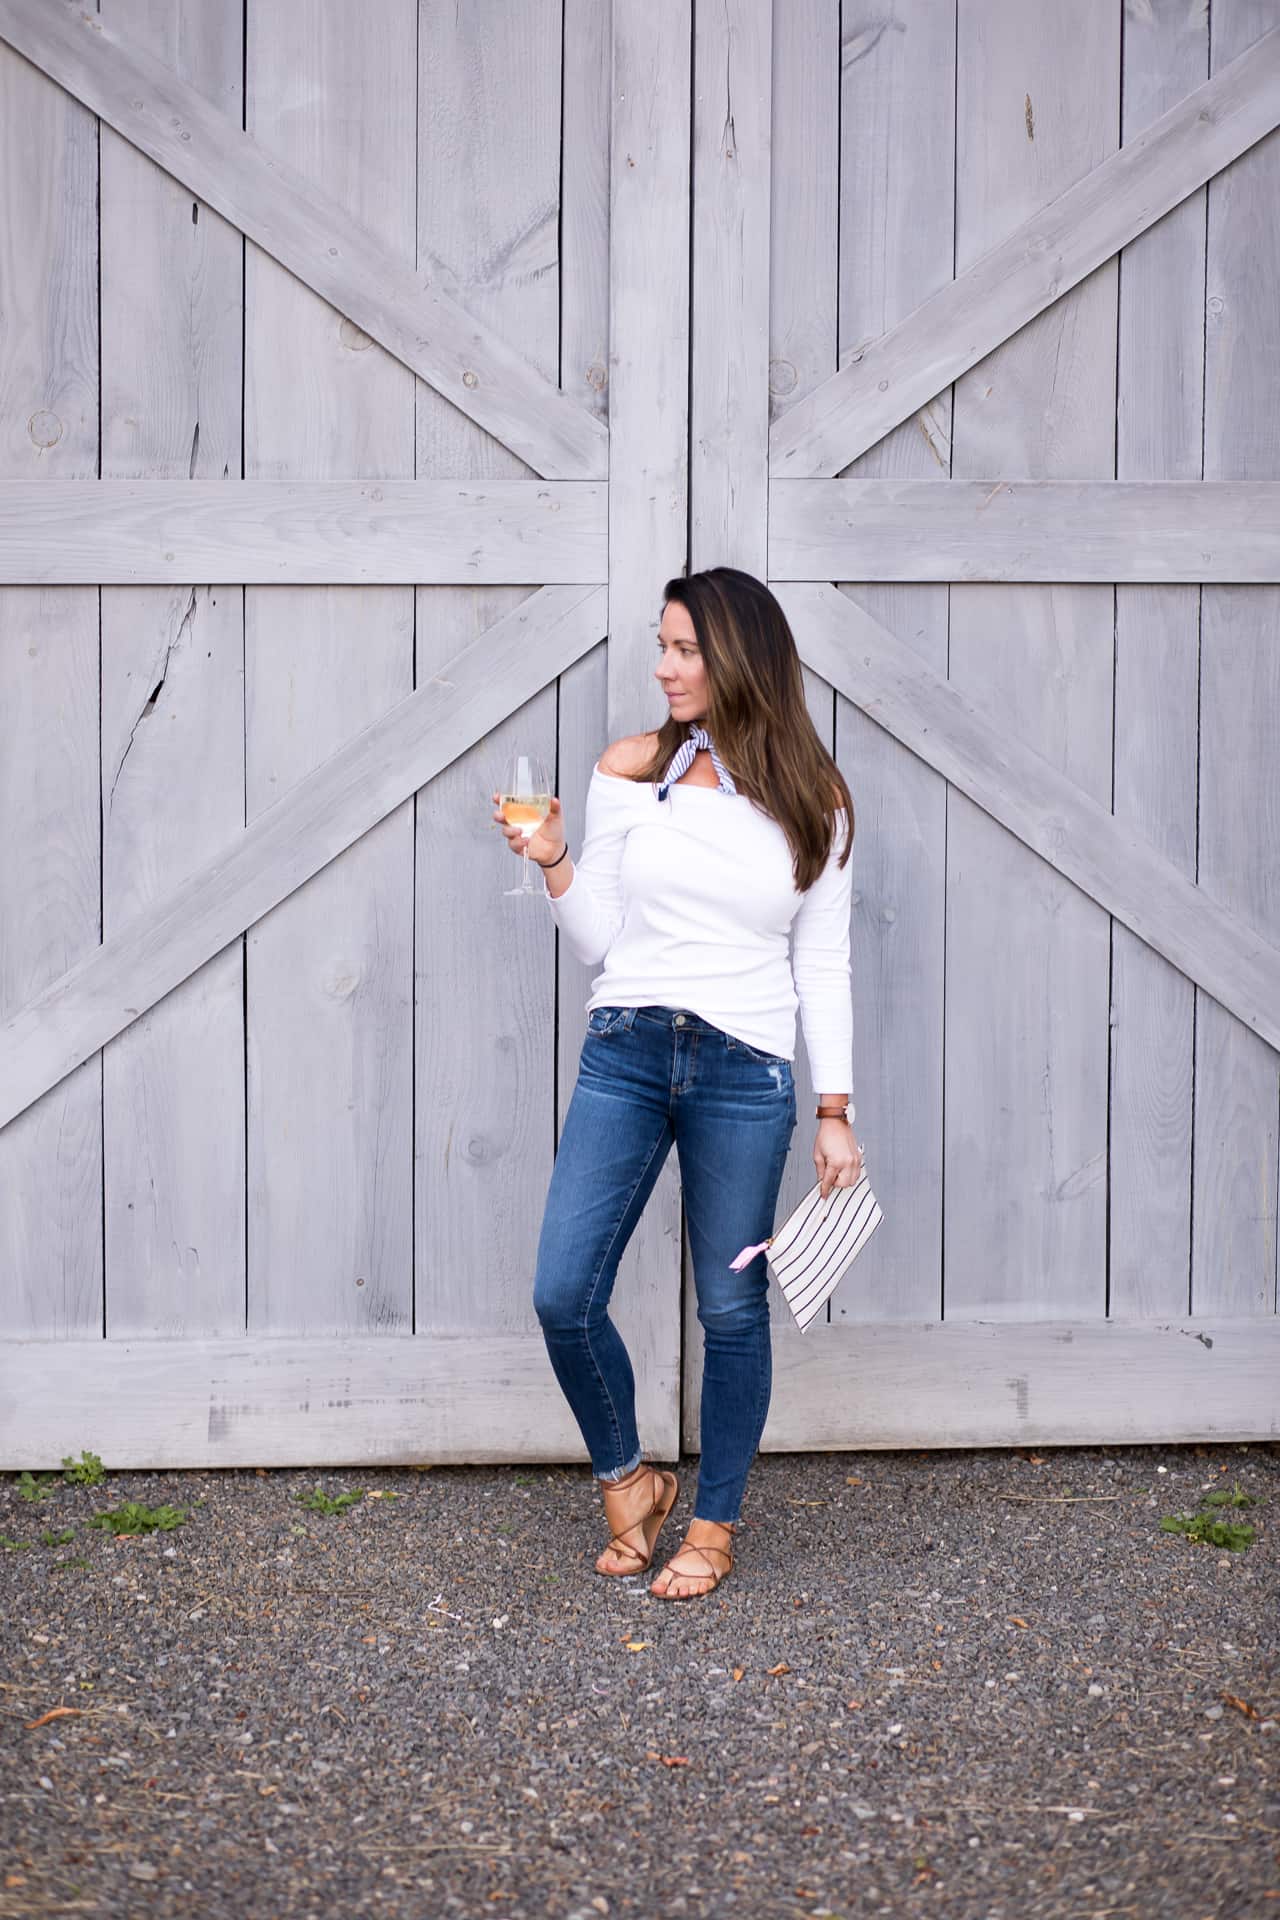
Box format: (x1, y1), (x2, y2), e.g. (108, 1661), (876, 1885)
(649, 1519), (735, 1599)
(595, 1462), (679, 1576)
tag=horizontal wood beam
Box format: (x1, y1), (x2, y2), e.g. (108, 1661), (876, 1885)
(762, 1317), (1279, 1449)
(0, 0), (608, 482)
(0, 480), (607, 585)
(777, 582), (1280, 1055)
(770, 26), (1280, 477)
(0, 1334), (606, 1469)
(10, 476), (1272, 586)
(0, 1315), (1273, 1466)
(770, 479), (1280, 583)
(0, 585), (607, 1131)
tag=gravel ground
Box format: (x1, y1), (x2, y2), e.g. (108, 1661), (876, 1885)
(0, 1441), (1276, 1920)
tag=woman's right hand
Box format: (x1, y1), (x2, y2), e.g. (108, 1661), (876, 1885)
(491, 791), (567, 869)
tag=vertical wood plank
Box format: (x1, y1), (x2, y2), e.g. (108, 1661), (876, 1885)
(1109, 5), (1206, 1317)
(694, 0), (844, 1443)
(755, 0), (838, 1387)
(831, 0), (955, 1329)
(768, 0), (840, 1261)
(245, 0), (417, 1335)
(553, 1), (677, 1434)
(1195, 3), (1280, 1313)
(609, 0), (692, 738)
(99, 0), (246, 1336)
(414, 0), (561, 1340)
(690, 0), (771, 568)
(944, 0), (1117, 1323)
(0, 41), (100, 1335)
(682, 0), (774, 1439)
(554, 0), (613, 1129)
(604, 0), (691, 1458)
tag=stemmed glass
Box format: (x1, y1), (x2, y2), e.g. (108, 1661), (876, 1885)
(498, 751), (552, 897)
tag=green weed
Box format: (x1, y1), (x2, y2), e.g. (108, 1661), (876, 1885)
(294, 1484), (365, 1515)
(14, 1471), (60, 1503)
(0, 1525), (76, 1552)
(1161, 1480), (1258, 1550)
(61, 1450), (106, 1486)
(87, 1500), (190, 1536)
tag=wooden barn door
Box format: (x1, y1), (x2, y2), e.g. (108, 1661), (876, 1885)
(0, 0), (1277, 1470)
(681, 0), (1280, 1451)
(0, 0), (688, 1466)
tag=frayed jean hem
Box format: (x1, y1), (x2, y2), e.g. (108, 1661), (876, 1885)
(594, 1445), (644, 1483)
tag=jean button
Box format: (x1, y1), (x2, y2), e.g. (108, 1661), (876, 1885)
(675, 1013), (685, 1025)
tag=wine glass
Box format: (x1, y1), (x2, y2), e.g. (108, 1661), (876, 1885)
(498, 751), (552, 897)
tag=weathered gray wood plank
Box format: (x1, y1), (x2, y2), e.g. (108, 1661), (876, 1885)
(689, 0), (771, 567)
(0, 1316), (1273, 1468)
(13, 474), (1278, 585)
(244, 0), (416, 1339)
(413, 0), (561, 1346)
(0, 0), (607, 480)
(941, 0), (1116, 1322)
(0, 37), (101, 1335)
(780, 582), (1280, 1057)
(769, 23), (1280, 476)
(755, 0), (845, 1367)
(757, 1318), (1279, 1449)
(1109, 3), (1206, 1319)
(552, 0), (614, 1115)
(552, 0), (676, 1446)
(608, 0), (692, 1456)
(768, 478), (1280, 581)
(682, 0), (775, 1431)
(828, 0), (957, 1337)
(554, 0), (613, 1155)
(1194, 0), (1280, 1315)
(608, 0), (692, 739)
(0, 479), (607, 583)
(0, 587), (608, 1132)
(689, 0), (852, 1414)
(99, 0), (246, 1338)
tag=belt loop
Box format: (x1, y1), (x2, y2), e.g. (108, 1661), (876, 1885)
(622, 1007), (637, 1031)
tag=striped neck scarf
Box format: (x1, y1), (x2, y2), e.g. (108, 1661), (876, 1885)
(656, 724), (738, 802)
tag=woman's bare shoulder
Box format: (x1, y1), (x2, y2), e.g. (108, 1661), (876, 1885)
(597, 732), (660, 779)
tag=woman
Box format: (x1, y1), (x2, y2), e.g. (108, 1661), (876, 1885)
(492, 567), (863, 1600)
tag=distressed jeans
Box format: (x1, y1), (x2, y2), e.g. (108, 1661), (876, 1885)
(532, 1005), (798, 1525)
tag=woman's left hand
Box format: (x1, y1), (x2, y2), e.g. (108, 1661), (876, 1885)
(815, 1119), (863, 1201)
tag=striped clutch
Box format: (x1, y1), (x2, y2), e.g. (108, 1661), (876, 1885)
(729, 1170), (883, 1332)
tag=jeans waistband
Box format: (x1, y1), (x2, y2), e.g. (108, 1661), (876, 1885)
(627, 1005), (726, 1036)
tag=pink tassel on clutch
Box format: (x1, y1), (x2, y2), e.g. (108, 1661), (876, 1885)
(728, 1236), (774, 1270)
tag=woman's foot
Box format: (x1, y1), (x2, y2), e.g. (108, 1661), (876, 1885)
(595, 1462), (679, 1576)
(648, 1517), (735, 1598)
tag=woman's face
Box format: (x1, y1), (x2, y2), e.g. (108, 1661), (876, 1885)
(653, 601), (708, 723)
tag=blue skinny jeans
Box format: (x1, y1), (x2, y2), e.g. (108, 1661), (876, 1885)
(532, 1004), (797, 1524)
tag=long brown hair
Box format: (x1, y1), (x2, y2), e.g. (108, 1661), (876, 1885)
(628, 567), (854, 893)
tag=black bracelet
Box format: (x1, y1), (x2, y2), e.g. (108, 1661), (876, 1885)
(538, 844), (569, 871)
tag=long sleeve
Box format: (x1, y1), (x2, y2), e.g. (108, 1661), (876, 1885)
(790, 809), (855, 1112)
(540, 769), (630, 965)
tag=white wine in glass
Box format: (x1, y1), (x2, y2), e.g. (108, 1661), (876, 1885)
(499, 752), (552, 897)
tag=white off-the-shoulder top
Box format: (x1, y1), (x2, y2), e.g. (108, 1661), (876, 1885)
(541, 762), (855, 1109)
